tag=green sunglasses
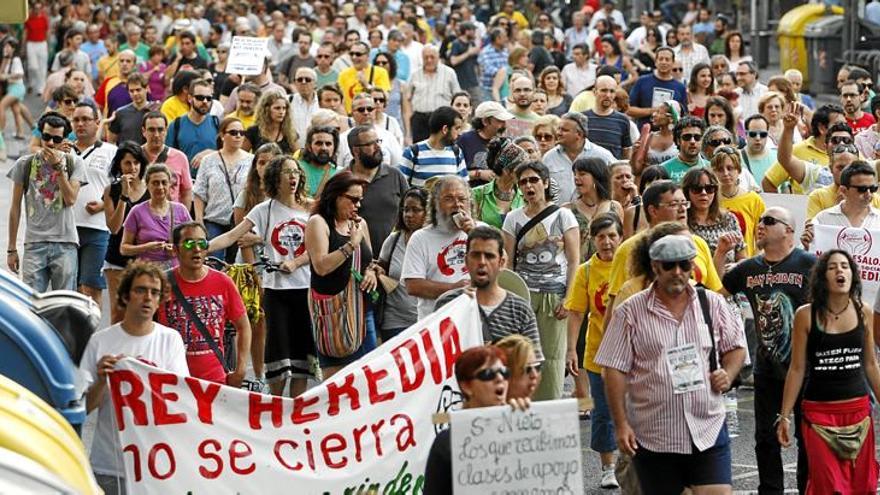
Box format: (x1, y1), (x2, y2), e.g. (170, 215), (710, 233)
(182, 239), (209, 250)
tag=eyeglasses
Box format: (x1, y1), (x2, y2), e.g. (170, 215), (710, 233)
(829, 136), (854, 146)
(62, 98), (76, 105)
(474, 366), (511, 381)
(535, 133), (555, 141)
(849, 184), (880, 194)
(518, 176), (542, 186)
(375, 60), (389, 66)
(192, 95), (212, 102)
(672, 68), (684, 72)
(41, 133), (65, 144)
(354, 106), (375, 113)
(680, 133), (702, 142)
(280, 168), (300, 177)
(759, 215), (791, 228)
(316, 54), (332, 59)
(131, 286), (163, 298)
(295, 77), (314, 83)
(181, 238), (209, 250)
(225, 129), (245, 137)
(524, 362), (543, 375)
(350, 51), (367, 57)
(747, 131), (768, 138)
(688, 184), (717, 194)
(343, 193), (363, 204)
(841, 92), (861, 100)
(353, 139), (381, 147)
(660, 200), (691, 209)
(660, 259), (693, 272)
(707, 137), (732, 147)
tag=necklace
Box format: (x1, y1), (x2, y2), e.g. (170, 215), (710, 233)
(829, 299), (850, 320)
(494, 183), (514, 201)
(721, 189), (738, 199)
(580, 197), (597, 208)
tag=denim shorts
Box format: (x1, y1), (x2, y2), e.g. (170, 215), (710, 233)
(633, 424), (732, 493)
(77, 227), (110, 289)
(587, 371), (616, 453)
(21, 241), (77, 292)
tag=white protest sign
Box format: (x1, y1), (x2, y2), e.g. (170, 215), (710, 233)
(450, 399), (583, 495)
(760, 193), (808, 239)
(226, 36), (269, 75)
(109, 295), (482, 494)
(812, 224), (880, 304)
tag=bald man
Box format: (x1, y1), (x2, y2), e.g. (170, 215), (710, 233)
(722, 205), (815, 494)
(584, 75), (633, 159)
(290, 66), (320, 148)
(402, 45), (461, 143)
(96, 49), (137, 117)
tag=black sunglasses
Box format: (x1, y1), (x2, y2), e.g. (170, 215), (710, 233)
(474, 366), (511, 381)
(759, 215), (790, 228)
(660, 259), (693, 272)
(707, 137), (732, 147)
(849, 184), (880, 194)
(680, 133), (702, 142)
(192, 95), (212, 102)
(295, 77), (314, 83)
(225, 129), (246, 137)
(518, 176), (542, 186)
(829, 136), (854, 145)
(524, 362), (543, 375)
(688, 184), (717, 194)
(41, 133), (65, 144)
(354, 106), (375, 113)
(747, 131), (768, 138)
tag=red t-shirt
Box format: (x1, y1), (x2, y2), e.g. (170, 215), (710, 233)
(847, 112), (876, 135)
(157, 268), (246, 384)
(24, 13), (49, 42)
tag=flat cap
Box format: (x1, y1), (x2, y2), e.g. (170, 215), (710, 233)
(649, 235), (697, 262)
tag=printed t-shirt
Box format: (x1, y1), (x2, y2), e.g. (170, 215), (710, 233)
(564, 255), (614, 372)
(401, 225), (470, 320)
(502, 206), (579, 294)
(720, 191), (766, 256)
(245, 199), (310, 289)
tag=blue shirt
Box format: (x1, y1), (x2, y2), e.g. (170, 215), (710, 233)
(166, 115), (219, 168)
(868, 2), (880, 25)
(398, 141), (468, 188)
(628, 73), (688, 126)
(477, 45), (508, 92)
(81, 40), (107, 80)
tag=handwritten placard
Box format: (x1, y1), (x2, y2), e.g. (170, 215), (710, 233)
(226, 36), (269, 75)
(450, 399), (583, 494)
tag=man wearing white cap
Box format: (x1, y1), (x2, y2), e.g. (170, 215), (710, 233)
(456, 101), (514, 186)
(597, 234), (747, 494)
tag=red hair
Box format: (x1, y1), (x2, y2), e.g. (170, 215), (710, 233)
(454, 345), (507, 384)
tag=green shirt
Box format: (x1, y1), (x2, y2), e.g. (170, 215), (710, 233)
(472, 180), (524, 229)
(299, 159), (338, 198)
(316, 69), (339, 89)
(661, 155), (709, 183)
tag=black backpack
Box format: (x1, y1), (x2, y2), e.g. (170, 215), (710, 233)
(407, 143), (463, 186)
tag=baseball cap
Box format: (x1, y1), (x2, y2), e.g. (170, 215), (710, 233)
(474, 101), (514, 121)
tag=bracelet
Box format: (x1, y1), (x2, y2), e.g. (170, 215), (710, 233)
(6, 249), (16, 254)
(773, 413), (791, 426)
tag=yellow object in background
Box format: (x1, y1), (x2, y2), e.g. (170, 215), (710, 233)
(0, 0), (26, 23)
(777, 4), (844, 88)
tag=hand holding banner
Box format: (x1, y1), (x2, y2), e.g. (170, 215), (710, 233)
(811, 224), (880, 304)
(226, 36), (270, 75)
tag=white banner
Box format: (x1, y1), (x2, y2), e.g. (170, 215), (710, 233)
(109, 295), (482, 494)
(450, 399), (583, 494)
(760, 193), (808, 239)
(812, 224), (880, 304)
(226, 36), (269, 75)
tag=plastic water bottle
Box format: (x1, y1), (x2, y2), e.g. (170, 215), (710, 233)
(725, 390), (739, 438)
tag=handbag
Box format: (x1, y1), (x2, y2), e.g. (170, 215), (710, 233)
(809, 416), (871, 461)
(512, 205), (559, 270)
(167, 271), (231, 372)
(308, 246), (366, 358)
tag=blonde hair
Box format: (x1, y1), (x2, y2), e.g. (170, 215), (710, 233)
(531, 114), (561, 135)
(495, 334), (536, 380)
(757, 91), (786, 114)
(254, 90), (299, 151)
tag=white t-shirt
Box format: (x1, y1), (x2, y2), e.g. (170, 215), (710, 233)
(502, 206), (579, 294)
(401, 225), (470, 320)
(245, 198), (311, 290)
(79, 323), (188, 477)
(336, 125), (402, 169)
(73, 141), (117, 230)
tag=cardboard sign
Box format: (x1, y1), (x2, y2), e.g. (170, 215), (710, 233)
(450, 399), (583, 494)
(812, 224), (880, 304)
(226, 36), (269, 75)
(110, 295), (482, 494)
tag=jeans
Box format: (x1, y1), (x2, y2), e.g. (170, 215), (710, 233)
(588, 370), (616, 453)
(21, 241), (77, 292)
(754, 374), (807, 494)
(76, 227), (109, 289)
(204, 220), (237, 263)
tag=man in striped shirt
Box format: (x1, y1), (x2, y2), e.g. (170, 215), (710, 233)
(398, 106), (468, 188)
(596, 235), (747, 494)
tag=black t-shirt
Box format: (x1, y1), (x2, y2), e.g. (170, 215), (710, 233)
(174, 54), (209, 74)
(449, 39), (479, 90)
(108, 103), (149, 145)
(528, 47), (553, 77)
(244, 125), (293, 154)
(423, 429), (452, 495)
(723, 249), (817, 380)
(456, 130), (490, 186)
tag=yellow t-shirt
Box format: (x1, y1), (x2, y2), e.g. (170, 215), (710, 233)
(338, 65), (392, 113)
(225, 110), (256, 130)
(763, 137), (829, 194)
(720, 192), (765, 257)
(806, 184), (880, 219)
(608, 231), (721, 297)
(570, 91), (596, 113)
(499, 11), (530, 29)
(97, 54), (119, 83)
(160, 96), (189, 123)
(563, 255), (613, 373)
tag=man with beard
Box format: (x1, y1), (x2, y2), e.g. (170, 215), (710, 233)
(402, 175), (477, 319)
(722, 207), (815, 493)
(225, 83), (260, 130)
(166, 78), (220, 164)
(585, 76), (633, 159)
(709, 15), (731, 55)
(336, 92), (402, 168)
(434, 226), (543, 355)
(347, 125), (408, 256)
(107, 73), (156, 145)
(840, 80), (876, 134)
(400, 106), (467, 188)
(672, 24), (710, 85)
(299, 125), (340, 199)
(95, 50), (137, 118)
(661, 116), (708, 183)
(504, 77), (540, 139)
(457, 101), (514, 186)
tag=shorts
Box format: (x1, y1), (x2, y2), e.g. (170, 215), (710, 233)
(77, 227), (110, 289)
(263, 287), (316, 382)
(315, 307), (377, 369)
(633, 424), (731, 494)
(6, 82), (25, 101)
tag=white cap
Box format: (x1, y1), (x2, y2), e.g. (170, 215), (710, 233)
(474, 101), (514, 121)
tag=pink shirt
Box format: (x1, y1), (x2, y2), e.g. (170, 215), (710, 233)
(595, 284), (747, 454)
(145, 146), (192, 203)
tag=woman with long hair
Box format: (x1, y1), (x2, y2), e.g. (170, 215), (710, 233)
(305, 171), (381, 379)
(711, 147), (766, 256)
(194, 116), (253, 261)
(565, 157), (624, 261)
(208, 156), (315, 397)
(496, 334), (541, 401)
(622, 165), (670, 239)
(598, 35), (637, 87)
(103, 142), (150, 323)
(632, 26), (662, 75)
(538, 66), (572, 116)
(120, 163), (192, 270)
(234, 143), (283, 227)
(778, 250), (880, 494)
(243, 89), (298, 153)
(704, 96), (745, 145)
(450, 91), (473, 131)
(472, 137), (527, 229)
(687, 62), (715, 119)
(503, 160), (580, 401)
(0, 38), (35, 139)
(376, 187), (428, 340)
(682, 168), (746, 276)
(372, 52), (402, 123)
(724, 31), (752, 71)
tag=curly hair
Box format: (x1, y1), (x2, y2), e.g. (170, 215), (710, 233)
(254, 90), (298, 151)
(115, 260), (169, 310)
(262, 156), (307, 204)
(241, 143), (283, 214)
(810, 249), (861, 323)
(109, 141), (149, 180)
(538, 66), (566, 98)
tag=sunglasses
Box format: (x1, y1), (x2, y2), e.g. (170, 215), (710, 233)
(680, 133), (702, 142)
(375, 60), (389, 66)
(192, 95), (212, 102)
(342, 193), (363, 204)
(316, 54), (332, 59)
(832, 143), (859, 155)
(660, 259), (693, 272)
(181, 238), (209, 250)
(518, 176), (542, 186)
(350, 51), (367, 57)
(373, 97), (386, 104)
(688, 184), (717, 194)
(849, 184), (880, 193)
(829, 136), (854, 145)
(747, 131), (768, 138)
(713, 145), (739, 157)
(41, 133), (65, 144)
(474, 366), (511, 381)
(672, 68), (684, 72)
(295, 77), (314, 83)
(354, 106), (375, 113)
(62, 98), (77, 105)
(535, 133), (554, 141)
(524, 362), (542, 375)
(707, 138), (732, 147)
(759, 215), (790, 228)
(225, 129), (245, 137)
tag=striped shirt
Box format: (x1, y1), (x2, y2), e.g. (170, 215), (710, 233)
(584, 110), (633, 159)
(408, 65), (461, 113)
(595, 283), (747, 454)
(477, 45), (508, 91)
(398, 141), (468, 187)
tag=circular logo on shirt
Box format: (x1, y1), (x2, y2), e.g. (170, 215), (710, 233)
(594, 282), (609, 315)
(437, 239), (468, 276)
(271, 219), (307, 257)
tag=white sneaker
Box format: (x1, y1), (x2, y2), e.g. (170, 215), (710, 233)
(600, 466), (619, 489)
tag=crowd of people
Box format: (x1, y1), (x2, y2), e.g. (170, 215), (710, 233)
(5, 0), (880, 493)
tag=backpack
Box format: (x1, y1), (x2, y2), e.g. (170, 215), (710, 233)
(407, 142), (463, 187)
(170, 114), (220, 150)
